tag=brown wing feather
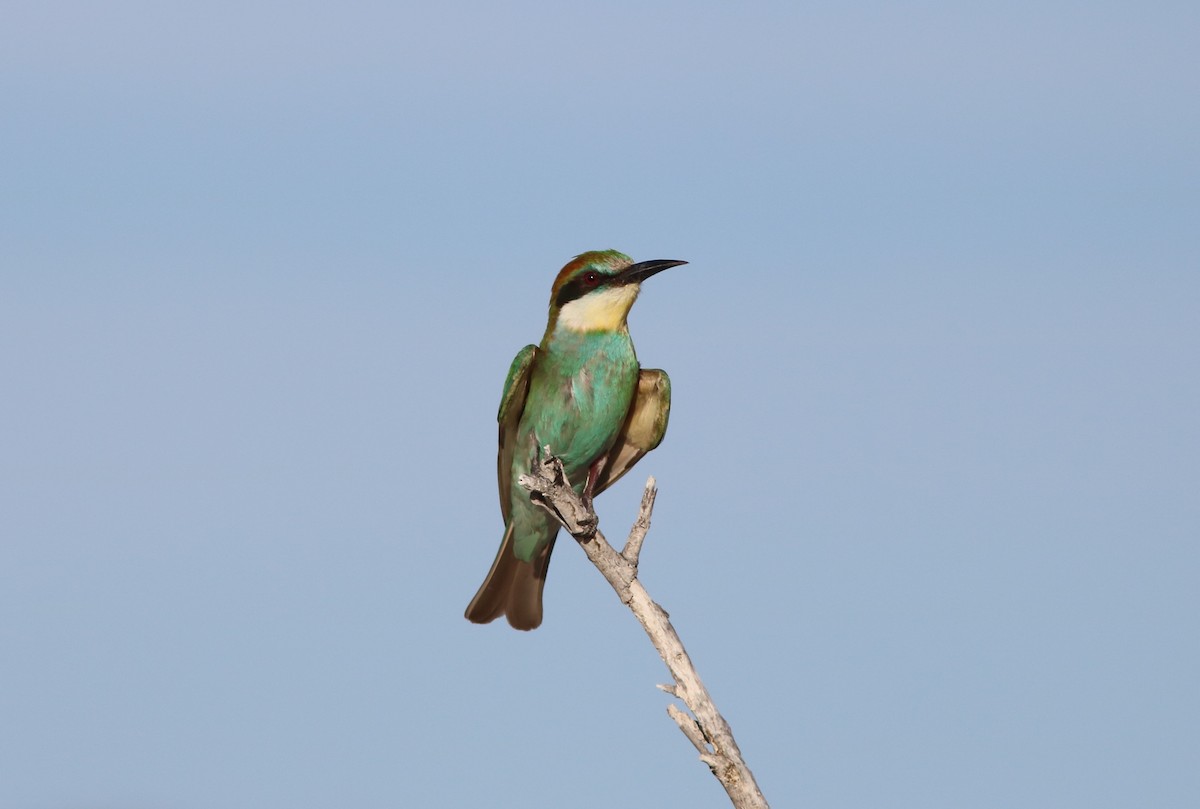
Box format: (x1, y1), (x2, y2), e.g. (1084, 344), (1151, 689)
(593, 369), (671, 495)
(468, 344), (545, 630)
(497, 345), (538, 521)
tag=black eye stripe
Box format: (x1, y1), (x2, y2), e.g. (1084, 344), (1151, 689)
(555, 272), (613, 308)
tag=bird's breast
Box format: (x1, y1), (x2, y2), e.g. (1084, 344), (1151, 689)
(518, 334), (638, 478)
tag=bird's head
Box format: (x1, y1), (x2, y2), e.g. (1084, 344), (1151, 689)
(545, 250), (686, 337)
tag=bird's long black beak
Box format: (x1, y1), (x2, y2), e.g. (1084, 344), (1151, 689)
(621, 259), (687, 284)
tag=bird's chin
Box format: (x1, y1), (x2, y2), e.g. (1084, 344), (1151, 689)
(555, 285), (641, 333)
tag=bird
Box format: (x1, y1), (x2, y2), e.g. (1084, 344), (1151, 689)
(465, 250), (685, 630)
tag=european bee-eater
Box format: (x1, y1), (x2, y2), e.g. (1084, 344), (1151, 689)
(465, 250), (685, 630)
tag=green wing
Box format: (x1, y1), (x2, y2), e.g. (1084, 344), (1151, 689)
(594, 369), (671, 495)
(497, 345), (538, 521)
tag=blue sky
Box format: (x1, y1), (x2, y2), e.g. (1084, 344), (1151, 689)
(2, 2), (1197, 807)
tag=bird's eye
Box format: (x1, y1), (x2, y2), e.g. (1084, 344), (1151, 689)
(582, 271), (601, 287)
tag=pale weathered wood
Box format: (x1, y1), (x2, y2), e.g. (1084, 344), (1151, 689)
(519, 454), (770, 809)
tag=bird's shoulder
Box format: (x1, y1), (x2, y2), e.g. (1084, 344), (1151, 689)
(498, 344), (538, 424)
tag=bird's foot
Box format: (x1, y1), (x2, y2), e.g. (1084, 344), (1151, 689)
(522, 451), (598, 540)
(574, 507), (598, 542)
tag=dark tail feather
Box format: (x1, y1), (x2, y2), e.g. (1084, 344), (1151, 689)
(465, 525), (557, 631)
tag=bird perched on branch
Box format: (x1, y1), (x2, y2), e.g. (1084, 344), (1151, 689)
(465, 250), (685, 630)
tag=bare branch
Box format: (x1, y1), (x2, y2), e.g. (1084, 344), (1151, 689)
(520, 455), (770, 809)
(667, 703), (711, 755)
(621, 475), (657, 564)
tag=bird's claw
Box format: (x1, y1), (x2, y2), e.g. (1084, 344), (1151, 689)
(575, 510), (598, 541)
